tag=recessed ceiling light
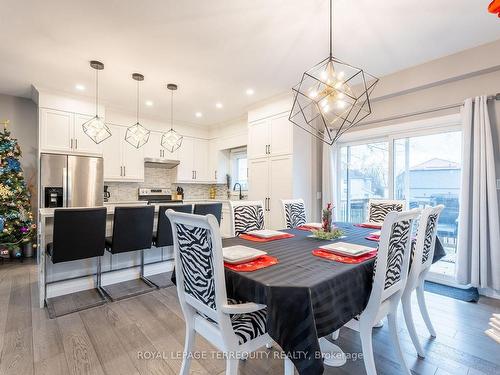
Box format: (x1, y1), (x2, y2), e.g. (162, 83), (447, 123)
(215, 102), (223, 109)
(246, 88), (255, 96)
(195, 112), (203, 118)
(75, 84), (85, 91)
(145, 100), (153, 107)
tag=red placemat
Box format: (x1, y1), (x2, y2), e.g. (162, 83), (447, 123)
(354, 223), (382, 229)
(239, 233), (295, 242)
(224, 255), (279, 272)
(365, 235), (380, 242)
(312, 249), (378, 264)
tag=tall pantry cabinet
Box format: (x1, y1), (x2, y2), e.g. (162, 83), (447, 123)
(247, 99), (313, 229)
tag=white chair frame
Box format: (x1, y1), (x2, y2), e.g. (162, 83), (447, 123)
(228, 200), (265, 237)
(402, 205), (444, 358)
(350, 209), (420, 375)
(280, 198), (307, 229)
(367, 199), (407, 223)
(167, 210), (290, 374)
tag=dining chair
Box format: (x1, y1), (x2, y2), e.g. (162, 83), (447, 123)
(402, 204), (444, 358)
(281, 198), (307, 228)
(346, 208), (420, 375)
(167, 209), (286, 375)
(229, 200), (265, 236)
(367, 199), (406, 223)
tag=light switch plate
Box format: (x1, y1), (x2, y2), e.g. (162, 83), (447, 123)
(497, 179), (500, 190)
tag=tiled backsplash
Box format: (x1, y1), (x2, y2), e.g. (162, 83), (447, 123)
(105, 167), (227, 202)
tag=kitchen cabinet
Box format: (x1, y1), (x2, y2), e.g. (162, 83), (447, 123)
(247, 114), (292, 159)
(248, 155), (292, 229)
(220, 205), (231, 238)
(40, 108), (102, 155)
(102, 124), (144, 182)
(209, 140), (229, 183)
(176, 137), (213, 183)
(144, 131), (179, 160)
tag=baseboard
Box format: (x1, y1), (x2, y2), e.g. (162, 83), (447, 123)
(426, 274), (500, 300)
(46, 260), (174, 298)
(479, 288), (500, 300)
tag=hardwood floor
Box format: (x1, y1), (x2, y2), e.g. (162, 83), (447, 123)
(0, 261), (498, 375)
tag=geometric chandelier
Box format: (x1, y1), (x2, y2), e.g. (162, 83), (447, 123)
(161, 83), (183, 153)
(82, 60), (112, 144)
(125, 73), (151, 149)
(289, 0), (379, 146)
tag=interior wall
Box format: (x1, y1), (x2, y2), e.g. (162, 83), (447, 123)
(0, 94), (38, 212)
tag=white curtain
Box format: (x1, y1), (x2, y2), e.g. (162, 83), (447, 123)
(322, 142), (338, 217)
(456, 96), (500, 291)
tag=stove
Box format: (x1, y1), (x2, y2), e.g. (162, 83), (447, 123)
(138, 188), (183, 204)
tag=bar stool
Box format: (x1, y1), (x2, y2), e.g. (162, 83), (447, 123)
(44, 207), (107, 318)
(100, 205), (155, 301)
(149, 204), (192, 288)
(194, 203), (223, 224)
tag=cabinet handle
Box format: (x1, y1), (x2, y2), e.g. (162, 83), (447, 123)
(265, 145), (268, 154)
(75, 139), (78, 149)
(120, 166), (122, 176)
(123, 166), (126, 176)
(70, 139), (73, 149)
(195, 170), (197, 179)
(215, 170), (217, 180)
(268, 144), (270, 154)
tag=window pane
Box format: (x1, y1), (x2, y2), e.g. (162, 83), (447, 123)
(236, 157), (248, 188)
(339, 141), (389, 222)
(394, 131), (462, 277)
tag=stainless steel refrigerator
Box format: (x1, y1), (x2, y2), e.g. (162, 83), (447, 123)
(40, 153), (103, 208)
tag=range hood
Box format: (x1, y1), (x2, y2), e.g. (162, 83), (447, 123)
(144, 157), (180, 169)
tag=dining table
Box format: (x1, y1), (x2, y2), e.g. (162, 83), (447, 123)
(221, 222), (446, 375)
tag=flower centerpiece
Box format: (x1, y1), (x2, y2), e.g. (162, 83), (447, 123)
(311, 202), (344, 240)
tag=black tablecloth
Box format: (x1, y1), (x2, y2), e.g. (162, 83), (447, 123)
(221, 222), (446, 375)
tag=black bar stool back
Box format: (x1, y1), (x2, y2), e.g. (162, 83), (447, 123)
(45, 207), (107, 318)
(154, 204), (193, 247)
(107, 206), (155, 254)
(102, 206), (155, 301)
(193, 203), (223, 224)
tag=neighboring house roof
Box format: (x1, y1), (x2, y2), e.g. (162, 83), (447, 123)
(410, 158), (460, 171)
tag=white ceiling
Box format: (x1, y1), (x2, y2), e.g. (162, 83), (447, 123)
(0, 0), (499, 126)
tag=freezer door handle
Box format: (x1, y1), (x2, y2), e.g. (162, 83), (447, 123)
(62, 167), (68, 207)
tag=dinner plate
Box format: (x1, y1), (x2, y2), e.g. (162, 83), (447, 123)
(302, 222), (323, 229)
(223, 245), (267, 264)
(370, 230), (381, 236)
(319, 242), (376, 257)
(246, 229), (286, 238)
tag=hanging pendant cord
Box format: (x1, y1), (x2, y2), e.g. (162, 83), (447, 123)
(170, 90), (174, 130)
(329, 0), (333, 58)
(136, 80), (140, 124)
(95, 69), (99, 117)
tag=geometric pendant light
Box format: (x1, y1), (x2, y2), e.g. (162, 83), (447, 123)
(161, 83), (183, 153)
(82, 60), (112, 144)
(289, 0), (379, 146)
(125, 73), (151, 148)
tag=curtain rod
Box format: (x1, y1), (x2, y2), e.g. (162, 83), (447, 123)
(358, 93), (500, 127)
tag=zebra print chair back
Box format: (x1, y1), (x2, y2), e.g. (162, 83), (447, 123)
(281, 199), (307, 229)
(229, 201), (265, 236)
(367, 209), (420, 309)
(407, 205), (444, 287)
(168, 210), (227, 321)
(368, 199), (406, 224)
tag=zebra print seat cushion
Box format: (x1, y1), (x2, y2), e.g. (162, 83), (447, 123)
(384, 219), (411, 289)
(369, 203), (404, 223)
(233, 205), (265, 236)
(284, 202), (306, 228)
(176, 223), (217, 309)
(200, 298), (268, 344)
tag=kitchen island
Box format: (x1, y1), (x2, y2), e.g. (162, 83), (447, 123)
(37, 199), (231, 308)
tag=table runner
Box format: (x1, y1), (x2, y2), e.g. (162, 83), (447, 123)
(222, 222), (445, 375)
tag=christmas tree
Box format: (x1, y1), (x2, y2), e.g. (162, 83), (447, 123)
(0, 121), (35, 259)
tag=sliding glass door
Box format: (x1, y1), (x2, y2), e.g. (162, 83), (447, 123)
(338, 127), (462, 279)
(339, 141), (389, 222)
(393, 131), (462, 278)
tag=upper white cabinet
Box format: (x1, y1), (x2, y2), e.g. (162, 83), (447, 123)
(40, 108), (102, 155)
(208, 140), (229, 184)
(144, 131), (179, 160)
(247, 114), (292, 159)
(102, 124), (144, 182)
(176, 137), (214, 183)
